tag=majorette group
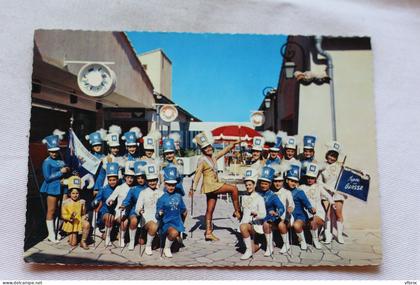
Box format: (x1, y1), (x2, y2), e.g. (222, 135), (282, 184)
(38, 125), (347, 260)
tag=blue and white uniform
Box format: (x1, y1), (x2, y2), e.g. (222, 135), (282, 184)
(85, 131), (106, 191)
(122, 130), (141, 161)
(156, 191), (187, 234)
(92, 162), (119, 227)
(93, 184), (117, 225)
(40, 156), (66, 196)
(160, 162), (185, 196)
(259, 190), (285, 223)
(40, 131), (67, 242)
(290, 188), (313, 222)
(122, 184), (147, 217)
(258, 166), (285, 223)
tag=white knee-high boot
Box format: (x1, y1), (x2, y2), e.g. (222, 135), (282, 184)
(145, 233), (154, 255)
(337, 221), (344, 244)
(264, 233), (273, 256)
(311, 229), (322, 249)
(163, 238), (173, 258)
(324, 219), (332, 244)
(297, 231), (307, 250)
(46, 220), (58, 243)
(280, 233), (290, 254)
(105, 226), (112, 246)
(241, 237), (253, 260)
(128, 228), (136, 250)
(119, 230), (126, 248)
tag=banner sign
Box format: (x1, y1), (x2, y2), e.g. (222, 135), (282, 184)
(336, 166), (370, 201)
(66, 128), (101, 175)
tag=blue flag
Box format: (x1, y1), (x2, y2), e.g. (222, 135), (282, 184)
(336, 167), (370, 202)
(66, 128), (101, 176)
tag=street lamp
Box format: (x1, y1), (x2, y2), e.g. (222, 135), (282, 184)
(264, 97), (271, 109)
(280, 37), (337, 141)
(262, 87), (276, 109)
(284, 62), (296, 79)
(280, 40), (307, 79)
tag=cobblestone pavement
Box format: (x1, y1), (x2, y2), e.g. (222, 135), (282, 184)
(24, 178), (382, 267)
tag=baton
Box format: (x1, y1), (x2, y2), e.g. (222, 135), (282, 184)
(190, 179), (194, 238)
(92, 209), (97, 246)
(158, 212), (164, 258)
(120, 209), (127, 252)
(250, 215), (255, 258)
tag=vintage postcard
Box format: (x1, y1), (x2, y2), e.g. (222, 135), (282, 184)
(24, 30), (381, 267)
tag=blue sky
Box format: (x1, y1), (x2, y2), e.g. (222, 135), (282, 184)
(126, 32), (287, 122)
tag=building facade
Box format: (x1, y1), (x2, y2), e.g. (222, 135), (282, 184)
(138, 49), (172, 100)
(258, 36), (379, 230)
(28, 30), (155, 249)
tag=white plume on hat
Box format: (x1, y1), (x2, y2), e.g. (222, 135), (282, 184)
(148, 130), (161, 141)
(53, 129), (65, 140)
(294, 134), (302, 146)
(108, 125), (122, 135)
(283, 160), (302, 171)
(204, 131), (214, 144)
(169, 132), (181, 143)
(129, 127), (142, 139)
(271, 163), (288, 176)
(262, 130), (276, 143)
(97, 128), (107, 140)
(277, 131), (288, 143)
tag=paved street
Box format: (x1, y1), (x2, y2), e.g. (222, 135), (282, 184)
(24, 178), (382, 267)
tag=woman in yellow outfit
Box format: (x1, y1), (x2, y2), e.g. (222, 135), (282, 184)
(190, 132), (241, 241)
(61, 176), (91, 249)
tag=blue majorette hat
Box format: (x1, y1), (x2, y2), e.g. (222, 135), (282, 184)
(42, 129), (65, 151)
(42, 135), (60, 151)
(134, 160), (147, 176)
(163, 138), (176, 153)
(286, 164), (301, 181)
(259, 166), (275, 182)
(106, 162), (119, 177)
(86, 131), (103, 146)
(163, 166), (179, 184)
(122, 131), (139, 146)
(303, 135), (316, 149)
(270, 136), (282, 152)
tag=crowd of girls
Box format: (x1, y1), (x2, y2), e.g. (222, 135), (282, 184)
(39, 127), (346, 260)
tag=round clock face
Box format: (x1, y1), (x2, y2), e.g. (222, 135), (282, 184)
(77, 63), (116, 98)
(250, 111), (265, 127)
(160, 104), (179, 122)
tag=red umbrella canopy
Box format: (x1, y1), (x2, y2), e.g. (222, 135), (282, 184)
(211, 125), (261, 141)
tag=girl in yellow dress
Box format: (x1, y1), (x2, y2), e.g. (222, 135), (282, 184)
(61, 176), (91, 249)
(190, 132), (241, 241)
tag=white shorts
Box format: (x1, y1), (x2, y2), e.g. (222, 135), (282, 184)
(333, 192), (347, 201)
(308, 208), (327, 222)
(253, 224), (264, 234)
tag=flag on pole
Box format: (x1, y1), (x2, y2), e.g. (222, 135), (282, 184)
(66, 128), (101, 176)
(336, 166), (370, 201)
